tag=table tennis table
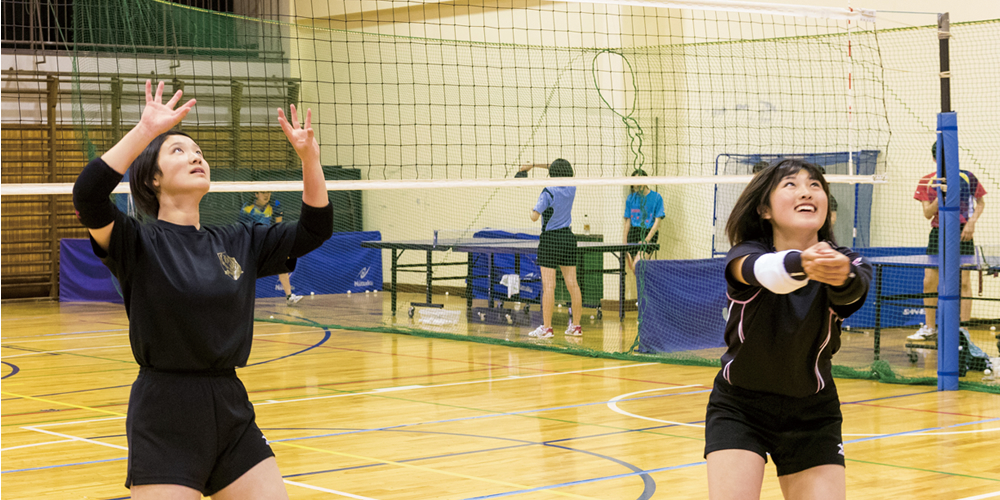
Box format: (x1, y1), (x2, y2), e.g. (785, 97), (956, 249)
(869, 251), (1000, 361)
(361, 237), (659, 320)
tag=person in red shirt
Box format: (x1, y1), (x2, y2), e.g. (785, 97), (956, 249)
(908, 141), (987, 341)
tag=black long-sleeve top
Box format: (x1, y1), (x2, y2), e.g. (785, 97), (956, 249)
(73, 157), (333, 371)
(721, 239), (872, 397)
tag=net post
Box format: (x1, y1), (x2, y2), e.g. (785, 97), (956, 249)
(230, 81), (244, 177)
(936, 111), (960, 391)
(938, 13), (951, 113)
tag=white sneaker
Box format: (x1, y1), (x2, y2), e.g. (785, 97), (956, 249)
(565, 324), (582, 336)
(528, 326), (553, 339)
(907, 324), (937, 341)
(287, 294), (303, 305)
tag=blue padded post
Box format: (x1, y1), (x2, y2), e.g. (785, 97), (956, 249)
(937, 112), (960, 391)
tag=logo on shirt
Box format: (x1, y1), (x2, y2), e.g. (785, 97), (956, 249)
(217, 252), (243, 280)
(837, 443), (845, 456)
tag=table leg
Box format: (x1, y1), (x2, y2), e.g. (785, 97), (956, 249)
(391, 250), (399, 315)
(425, 250), (433, 304)
(873, 265), (883, 361)
(619, 251), (625, 321)
(466, 253), (473, 309)
(488, 253), (496, 308)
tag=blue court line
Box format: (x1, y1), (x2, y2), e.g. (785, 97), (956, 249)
(267, 389), (710, 444)
(1, 457), (126, 474)
(282, 442), (533, 478)
(842, 389), (939, 405)
(276, 426), (660, 499)
(245, 328), (331, 367)
(2, 361), (19, 379)
(845, 418), (1000, 444)
(0, 328), (128, 341)
(463, 461), (706, 500)
(276, 417), (708, 480)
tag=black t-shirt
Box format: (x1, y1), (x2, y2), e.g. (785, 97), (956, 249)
(721, 239), (871, 397)
(93, 207), (298, 371)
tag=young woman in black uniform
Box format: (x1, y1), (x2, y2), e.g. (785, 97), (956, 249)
(72, 81), (333, 499)
(706, 159), (871, 499)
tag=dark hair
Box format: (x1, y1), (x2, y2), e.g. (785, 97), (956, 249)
(752, 160), (770, 174)
(726, 158), (835, 246)
(129, 130), (193, 217)
(630, 168), (648, 192)
(549, 158), (573, 178)
(931, 140), (937, 160)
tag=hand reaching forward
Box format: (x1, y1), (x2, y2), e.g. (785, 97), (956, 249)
(801, 241), (851, 287)
(138, 80), (196, 137)
(277, 104), (319, 164)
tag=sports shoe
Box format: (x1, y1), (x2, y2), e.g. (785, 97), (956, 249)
(907, 324), (937, 341)
(528, 326), (554, 339)
(287, 293), (303, 305)
(564, 324), (582, 336)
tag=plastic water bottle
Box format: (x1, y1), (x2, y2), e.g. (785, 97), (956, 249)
(583, 214), (591, 235)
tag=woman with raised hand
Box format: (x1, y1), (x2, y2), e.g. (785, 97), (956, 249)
(72, 80), (332, 499)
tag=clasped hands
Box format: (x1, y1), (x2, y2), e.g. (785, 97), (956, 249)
(801, 242), (851, 287)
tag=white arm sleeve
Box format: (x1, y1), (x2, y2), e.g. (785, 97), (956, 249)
(753, 250), (809, 294)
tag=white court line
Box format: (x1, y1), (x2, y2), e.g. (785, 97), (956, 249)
(0, 329), (323, 359)
(22, 426), (128, 451)
(606, 386), (707, 428)
(373, 385), (426, 392)
(1, 344), (132, 359)
(0, 439), (75, 452)
(283, 480), (381, 499)
(258, 362), (658, 405)
(30, 416), (125, 429)
(955, 491), (1000, 500)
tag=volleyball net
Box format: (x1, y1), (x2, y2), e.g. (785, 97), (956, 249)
(2, 0), (998, 390)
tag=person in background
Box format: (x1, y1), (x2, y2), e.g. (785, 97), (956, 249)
(622, 169), (664, 273)
(520, 159), (584, 338)
(908, 140), (987, 341)
(241, 191), (302, 304)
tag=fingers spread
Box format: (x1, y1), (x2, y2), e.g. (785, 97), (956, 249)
(165, 89), (183, 109)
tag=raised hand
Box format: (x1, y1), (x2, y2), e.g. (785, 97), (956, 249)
(138, 80), (196, 137)
(277, 104), (319, 164)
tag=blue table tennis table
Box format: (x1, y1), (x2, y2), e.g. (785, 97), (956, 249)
(869, 252), (1000, 361)
(362, 237), (658, 320)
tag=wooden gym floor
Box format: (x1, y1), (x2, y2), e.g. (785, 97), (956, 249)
(2, 297), (999, 499)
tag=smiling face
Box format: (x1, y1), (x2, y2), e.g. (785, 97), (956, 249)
(761, 169), (828, 237)
(152, 134), (210, 196)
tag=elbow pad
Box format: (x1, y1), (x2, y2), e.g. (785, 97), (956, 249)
(72, 158), (123, 229)
(744, 250), (809, 294)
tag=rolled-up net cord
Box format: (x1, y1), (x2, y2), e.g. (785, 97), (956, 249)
(1, 174), (888, 196)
